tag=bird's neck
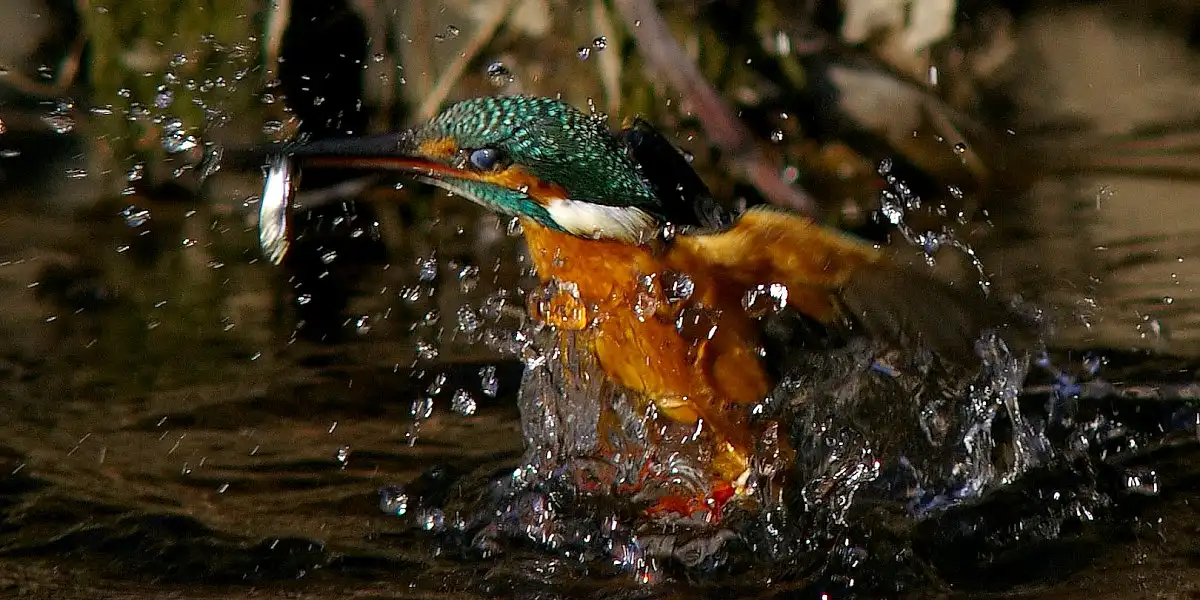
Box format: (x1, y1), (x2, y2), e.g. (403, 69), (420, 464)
(520, 218), (652, 297)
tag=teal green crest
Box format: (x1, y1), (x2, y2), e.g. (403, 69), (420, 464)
(418, 96), (661, 214)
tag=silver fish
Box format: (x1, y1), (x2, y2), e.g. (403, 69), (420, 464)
(259, 154), (298, 265)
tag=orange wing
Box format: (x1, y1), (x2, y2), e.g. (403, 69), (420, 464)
(681, 206), (1032, 356)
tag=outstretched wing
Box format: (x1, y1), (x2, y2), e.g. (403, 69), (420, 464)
(680, 206), (1039, 360)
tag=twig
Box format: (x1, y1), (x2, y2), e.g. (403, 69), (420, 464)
(417, 0), (517, 121)
(610, 0), (819, 218)
(262, 0), (291, 78)
(0, 32), (86, 98)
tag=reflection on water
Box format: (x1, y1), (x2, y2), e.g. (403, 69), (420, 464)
(1, 3), (1200, 599)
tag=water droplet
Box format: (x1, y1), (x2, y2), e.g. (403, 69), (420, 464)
(296, 293), (312, 305)
(41, 113), (75, 134)
(354, 315), (371, 335)
(154, 87), (174, 109)
(506, 217), (524, 237)
(593, 36), (608, 50)
(953, 142), (967, 154)
(1123, 468), (1159, 496)
(661, 271), (694, 303)
(427, 373), (448, 396)
(742, 283), (789, 317)
(451, 389), (477, 416)
(529, 280), (589, 330)
(312, 96), (325, 106)
(877, 158), (893, 176)
(458, 265), (480, 292)
(117, 88), (132, 98)
(634, 291), (660, 322)
(379, 486), (409, 516)
(423, 309), (441, 326)
(335, 445), (351, 467)
(486, 62), (513, 87)
(262, 120), (284, 135)
(169, 53), (188, 67)
(372, 52), (385, 63)
(769, 129), (784, 143)
(481, 291), (508, 320)
(880, 199), (904, 225)
(659, 223), (678, 244)
(415, 340), (439, 361)
(417, 256), (437, 281)
(479, 366), (498, 397)
(457, 306), (480, 333)
(947, 185), (964, 200)
(121, 206), (151, 228)
(0, 149), (20, 158)
(675, 305), (720, 341)
(126, 163), (145, 182)
(320, 250), (338, 264)
(577, 47), (591, 60)
(918, 232), (942, 255)
(420, 508), (445, 531)
(435, 25), (461, 42)
(162, 118), (197, 153)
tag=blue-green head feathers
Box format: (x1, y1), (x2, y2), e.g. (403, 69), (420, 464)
(290, 95), (727, 241)
(413, 96), (663, 241)
(421, 97), (659, 209)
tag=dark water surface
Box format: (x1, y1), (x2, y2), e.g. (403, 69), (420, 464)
(3, 4), (1200, 599)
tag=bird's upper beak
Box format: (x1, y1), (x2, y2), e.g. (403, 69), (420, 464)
(285, 131), (459, 176)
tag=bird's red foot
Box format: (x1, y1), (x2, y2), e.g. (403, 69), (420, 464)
(643, 481), (738, 524)
(614, 459), (657, 496)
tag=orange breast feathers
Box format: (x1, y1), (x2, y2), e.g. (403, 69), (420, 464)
(518, 207), (883, 481)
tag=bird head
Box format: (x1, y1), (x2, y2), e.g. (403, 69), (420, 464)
(289, 96), (664, 243)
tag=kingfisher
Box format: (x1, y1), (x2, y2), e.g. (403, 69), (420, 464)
(263, 95), (1030, 520)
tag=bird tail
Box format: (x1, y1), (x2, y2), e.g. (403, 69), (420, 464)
(836, 259), (1039, 358)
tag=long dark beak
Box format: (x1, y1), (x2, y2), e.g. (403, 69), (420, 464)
(258, 132), (469, 265)
(285, 132), (479, 179)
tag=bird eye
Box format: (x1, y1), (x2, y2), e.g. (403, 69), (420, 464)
(468, 147), (505, 171)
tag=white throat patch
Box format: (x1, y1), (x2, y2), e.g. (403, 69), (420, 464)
(544, 198), (658, 243)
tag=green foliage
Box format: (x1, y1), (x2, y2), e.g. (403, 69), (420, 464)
(81, 0), (266, 191)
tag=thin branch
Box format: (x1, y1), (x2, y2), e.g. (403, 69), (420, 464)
(262, 0), (291, 78)
(611, 0), (819, 218)
(0, 32), (86, 98)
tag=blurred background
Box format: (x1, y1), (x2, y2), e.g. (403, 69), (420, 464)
(0, 1), (1198, 598)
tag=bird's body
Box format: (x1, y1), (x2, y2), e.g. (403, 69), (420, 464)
(523, 218), (769, 485)
(269, 95), (1030, 519)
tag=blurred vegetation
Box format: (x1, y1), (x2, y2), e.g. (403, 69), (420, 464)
(3, 0), (1040, 222)
(5, 0), (1200, 361)
(80, 0), (265, 187)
